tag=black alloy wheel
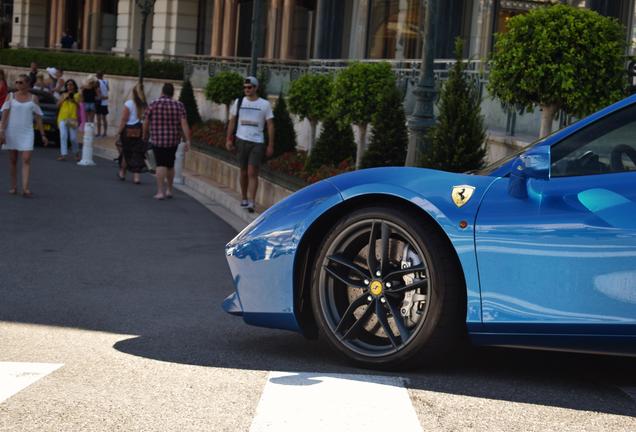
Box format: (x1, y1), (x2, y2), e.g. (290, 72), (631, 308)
(311, 206), (464, 369)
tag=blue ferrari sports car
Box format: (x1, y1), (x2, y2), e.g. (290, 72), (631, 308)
(224, 94), (636, 368)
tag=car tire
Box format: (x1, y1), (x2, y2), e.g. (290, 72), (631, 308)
(310, 205), (465, 369)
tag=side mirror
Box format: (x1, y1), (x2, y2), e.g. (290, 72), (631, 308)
(508, 145), (550, 198)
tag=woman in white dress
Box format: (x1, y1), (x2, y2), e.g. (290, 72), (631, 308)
(0, 74), (49, 197)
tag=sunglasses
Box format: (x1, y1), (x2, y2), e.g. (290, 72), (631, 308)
(15, 80), (24, 84)
(243, 85), (254, 90)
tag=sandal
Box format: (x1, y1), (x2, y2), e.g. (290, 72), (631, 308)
(56, 155), (66, 161)
(22, 190), (33, 198)
(8, 188), (17, 195)
(153, 194), (165, 200)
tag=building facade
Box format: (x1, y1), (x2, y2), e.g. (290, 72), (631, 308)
(8, 0), (636, 59)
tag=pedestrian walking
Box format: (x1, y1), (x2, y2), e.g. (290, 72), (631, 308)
(32, 73), (48, 92)
(28, 62), (38, 87)
(56, 79), (80, 161)
(225, 76), (274, 213)
(0, 70), (7, 107)
(96, 71), (109, 137)
(116, 82), (147, 184)
(0, 74), (49, 197)
(143, 83), (191, 200)
(80, 75), (100, 123)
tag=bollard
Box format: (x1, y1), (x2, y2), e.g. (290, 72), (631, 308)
(173, 140), (185, 184)
(77, 122), (96, 166)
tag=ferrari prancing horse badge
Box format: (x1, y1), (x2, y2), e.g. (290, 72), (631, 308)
(451, 185), (476, 208)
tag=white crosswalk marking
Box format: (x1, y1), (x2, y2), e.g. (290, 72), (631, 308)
(250, 372), (423, 432)
(0, 362), (63, 404)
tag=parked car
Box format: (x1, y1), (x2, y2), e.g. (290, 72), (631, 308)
(31, 89), (59, 147)
(223, 93), (636, 368)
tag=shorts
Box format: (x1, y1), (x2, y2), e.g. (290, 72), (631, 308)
(96, 104), (109, 115)
(236, 138), (265, 169)
(84, 102), (96, 113)
(153, 146), (178, 168)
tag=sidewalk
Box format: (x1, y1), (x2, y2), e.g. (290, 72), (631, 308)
(91, 136), (257, 232)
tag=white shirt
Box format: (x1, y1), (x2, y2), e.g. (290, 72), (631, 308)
(124, 100), (141, 125)
(230, 97), (274, 144)
(98, 79), (109, 106)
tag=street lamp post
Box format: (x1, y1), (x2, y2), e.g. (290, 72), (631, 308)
(406, 0), (439, 166)
(136, 0), (157, 85)
(249, 0), (264, 77)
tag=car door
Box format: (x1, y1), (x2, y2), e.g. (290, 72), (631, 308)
(475, 103), (636, 334)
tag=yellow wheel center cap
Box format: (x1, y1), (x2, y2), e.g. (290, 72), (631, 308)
(370, 280), (384, 296)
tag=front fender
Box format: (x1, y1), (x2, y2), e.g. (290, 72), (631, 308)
(325, 168), (499, 324)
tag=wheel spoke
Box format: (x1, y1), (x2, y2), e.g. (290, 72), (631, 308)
(380, 222), (390, 274)
(367, 222), (380, 275)
(324, 265), (366, 288)
(335, 293), (370, 334)
(327, 254), (370, 280)
(386, 278), (428, 294)
(375, 300), (399, 348)
(385, 297), (411, 342)
(341, 301), (375, 340)
(384, 265), (427, 282)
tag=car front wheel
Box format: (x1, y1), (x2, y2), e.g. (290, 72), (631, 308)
(311, 205), (465, 369)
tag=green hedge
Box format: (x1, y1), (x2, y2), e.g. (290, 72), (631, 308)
(0, 49), (183, 80)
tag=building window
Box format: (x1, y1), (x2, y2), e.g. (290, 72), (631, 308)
(196, 0), (213, 54)
(366, 0), (422, 59)
(99, 0), (118, 50)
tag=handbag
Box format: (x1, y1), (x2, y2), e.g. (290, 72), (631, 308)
(66, 118), (78, 129)
(145, 147), (156, 172)
(124, 123), (142, 139)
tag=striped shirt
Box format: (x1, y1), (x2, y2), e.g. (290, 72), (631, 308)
(145, 96), (186, 148)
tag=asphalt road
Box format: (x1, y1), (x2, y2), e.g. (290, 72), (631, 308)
(0, 148), (634, 431)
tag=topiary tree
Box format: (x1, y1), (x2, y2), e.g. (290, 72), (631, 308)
(287, 73), (332, 153)
(204, 71), (243, 125)
(305, 114), (356, 173)
(331, 62), (397, 168)
(488, 4), (627, 137)
(361, 87), (408, 168)
(179, 79), (202, 127)
(420, 38), (486, 173)
(272, 94), (297, 157)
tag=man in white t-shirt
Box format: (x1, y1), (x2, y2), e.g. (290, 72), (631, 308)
(226, 76), (274, 213)
(96, 71), (109, 137)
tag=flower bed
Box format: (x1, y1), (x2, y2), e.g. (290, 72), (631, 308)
(191, 121), (355, 184)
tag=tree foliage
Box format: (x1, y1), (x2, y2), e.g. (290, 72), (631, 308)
(331, 62), (396, 167)
(488, 4), (626, 121)
(361, 87), (408, 168)
(288, 74), (333, 122)
(305, 115), (356, 172)
(420, 38), (486, 172)
(272, 95), (297, 158)
(204, 71), (243, 123)
(331, 62), (396, 127)
(178, 79), (202, 127)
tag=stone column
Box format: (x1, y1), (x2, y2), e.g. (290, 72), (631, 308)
(56, 0), (65, 47)
(113, 0), (136, 55)
(280, 0), (295, 59)
(82, 0), (91, 50)
(348, 0), (369, 59)
(210, 0), (224, 56)
(148, 0), (198, 56)
(11, 0), (48, 48)
(468, 0), (495, 59)
(49, 0), (58, 47)
(265, 0), (282, 58)
(221, 0), (238, 57)
(90, 0), (103, 51)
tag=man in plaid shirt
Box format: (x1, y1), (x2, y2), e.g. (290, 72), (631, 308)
(143, 83), (191, 200)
